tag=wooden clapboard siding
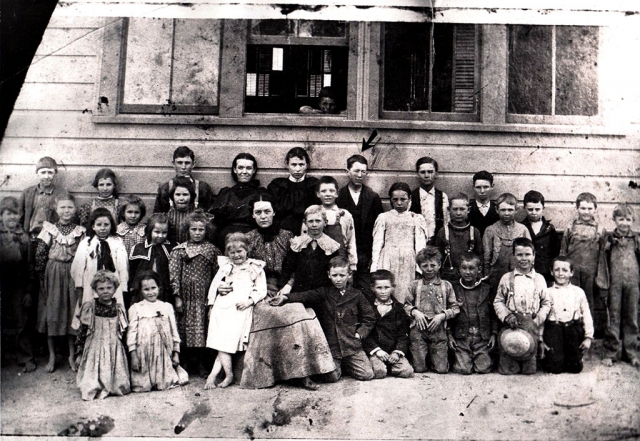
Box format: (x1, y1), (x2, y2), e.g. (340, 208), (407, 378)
(1, 15), (638, 235)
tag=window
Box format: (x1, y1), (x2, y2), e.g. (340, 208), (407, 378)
(508, 25), (599, 123)
(120, 18), (221, 115)
(381, 23), (479, 121)
(244, 20), (349, 114)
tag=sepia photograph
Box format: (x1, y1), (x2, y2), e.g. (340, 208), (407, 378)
(0, 0), (639, 439)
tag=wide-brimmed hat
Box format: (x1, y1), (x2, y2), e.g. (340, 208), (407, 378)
(498, 328), (536, 360)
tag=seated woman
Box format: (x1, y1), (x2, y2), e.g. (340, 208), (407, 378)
(266, 147), (320, 234)
(240, 196), (337, 390)
(209, 153), (264, 250)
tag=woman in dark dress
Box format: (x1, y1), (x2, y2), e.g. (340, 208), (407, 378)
(266, 147), (320, 234)
(210, 153), (264, 250)
(241, 195), (335, 389)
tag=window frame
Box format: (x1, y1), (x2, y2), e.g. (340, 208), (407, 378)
(93, 19), (619, 136)
(378, 22), (482, 123)
(506, 25), (603, 126)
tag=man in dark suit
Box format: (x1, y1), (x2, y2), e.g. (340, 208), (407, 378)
(337, 155), (384, 302)
(468, 170), (499, 237)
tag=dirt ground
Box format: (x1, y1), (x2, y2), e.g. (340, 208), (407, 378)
(1, 341), (639, 440)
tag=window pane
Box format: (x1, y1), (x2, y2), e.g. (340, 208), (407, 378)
(508, 25), (552, 115)
(431, 24), (453, 112)
(555, 26), (598, 116)
(298, 21), (346, 38)
(245, 45), (348, 113)
(123, 18), (173, 105)
(171, 19), (220, 106)
(251, 20), (346, 38)
(383, 22), (430, 111)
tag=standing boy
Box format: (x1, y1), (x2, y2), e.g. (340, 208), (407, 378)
(468, 171), (499, 237)
(493, 238), (551, 375)
(596, 204), (639, 367)
(270, 257), (376, 381)
(153, 146), (215, 213)
(410, 157), (449, 244)
(0, 197), (37, 372)
(337, 155), (384, 301)
(434, 193), (483, 282)
(483, 193), (531, 297)
(314, 176), (358, 272)
(19, 156), (65, 239)
(363, 270), (414, 379)
(404, 246), (459, 373)
(448, 253), (497, 374)
(561, 192), (603, 315)
(542, 256), (593, 374)
(521, 190), (561, 286)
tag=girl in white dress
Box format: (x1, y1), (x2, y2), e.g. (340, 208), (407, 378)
(205, 233), (266, 388)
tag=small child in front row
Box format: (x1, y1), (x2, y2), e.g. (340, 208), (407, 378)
(542, 257), (593, 374)
(78, 168), (121, 229)
(596, 204), (639, 368)
(205, 233), (267, 389)
(363, 270), (414, 379)
(129, 213), (176, 304)
(128, 271), (188, 392)
(561, 192), (603, 314)
(493, 238), (551, 375)
(434, 192), (483, 282)
(75, 270), (130, 401)
(270, 257), (376, 382)
(521, 190), (560, 286)
(116, 195), (146, 257)
(404, 246), (460, 374)
(448, 252), (497, 374)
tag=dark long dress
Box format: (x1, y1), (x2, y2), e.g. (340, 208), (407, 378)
(240, 226), (335, 388)
(266, 176), (320, 233)
(209, 180), (264, 249)
(129, 240), (176, 303)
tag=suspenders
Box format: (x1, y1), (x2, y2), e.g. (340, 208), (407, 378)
(443, 224), (475, 270)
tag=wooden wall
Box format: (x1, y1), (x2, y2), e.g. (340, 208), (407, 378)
(1, 14), (639, 232)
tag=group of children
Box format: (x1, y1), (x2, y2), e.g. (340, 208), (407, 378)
(1, 149), (638, 401)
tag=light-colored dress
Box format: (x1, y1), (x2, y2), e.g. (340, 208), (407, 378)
(206, 257), (267, 354)
(371, 210), (428, 303)
(36, 221), (85, 335)
(71, 235), (129, 311)
(241, 228), (335, 389)
(76, 300), (130, 401)
(127, 299), (188, 392)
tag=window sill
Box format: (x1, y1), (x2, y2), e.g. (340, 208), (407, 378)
(91, 113), (628, 136)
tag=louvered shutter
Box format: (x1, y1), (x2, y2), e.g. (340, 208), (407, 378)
(453, 25), (476, 113)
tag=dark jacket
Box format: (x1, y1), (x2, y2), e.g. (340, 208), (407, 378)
(267, 176), (320, 233)
(19, 184), (64, 235)
(521, 217), (561, 277)
(153, 178), (215, 213)
(468, 199), (500, 237)
(129, 240), (176, 303)
(362, 299), (410, 355)
(287, 285), (376, 358)
(278, 239), (346, 292)
(410, 187), (445, 242)
(336, 185), (383, 272)
(449, 281), (497, 340)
